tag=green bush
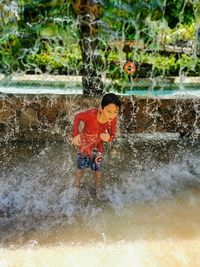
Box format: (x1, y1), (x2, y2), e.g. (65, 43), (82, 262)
(0, 33), (22, 73)
(177, 54), (198, 73)
(26, 49), (82, 74)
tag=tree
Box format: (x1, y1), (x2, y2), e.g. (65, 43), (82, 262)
(71, 0), (104, 95)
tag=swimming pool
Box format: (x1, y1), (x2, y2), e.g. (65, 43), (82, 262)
(1, 84), (200, 99)
(124, 87), (200, 98)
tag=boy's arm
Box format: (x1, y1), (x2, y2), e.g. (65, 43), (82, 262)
(108, 119), (117, 142)
(100, 119), (117, 143)
(72, 111), (87, 137)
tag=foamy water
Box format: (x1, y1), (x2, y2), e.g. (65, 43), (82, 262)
(1, 190), (200, 267)
(0, 137), (200, 266)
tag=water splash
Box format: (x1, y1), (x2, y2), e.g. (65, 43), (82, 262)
(0, 136), (199, 244)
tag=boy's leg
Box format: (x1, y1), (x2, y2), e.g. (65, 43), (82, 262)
(91, 150), (103, 193)
(74, 169), (83, 187)
(74, 153), (90, 187)
(95, 171), (102, 192)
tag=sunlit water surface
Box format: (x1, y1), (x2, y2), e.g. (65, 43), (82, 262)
(0, 135), (200, 266)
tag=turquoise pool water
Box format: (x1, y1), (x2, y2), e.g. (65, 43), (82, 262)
(124, 88), (200, 97)
(0, 85), (82, 95)
(0, 83), (200, 97)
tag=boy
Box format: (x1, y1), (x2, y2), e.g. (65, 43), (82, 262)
(72, 93), (121, 193)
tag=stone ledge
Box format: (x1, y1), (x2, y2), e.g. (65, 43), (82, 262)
(0, 95), (199, 142)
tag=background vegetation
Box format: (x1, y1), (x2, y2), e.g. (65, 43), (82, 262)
(0, 0), (200, 92)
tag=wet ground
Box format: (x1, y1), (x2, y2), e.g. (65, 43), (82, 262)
(0, 134), (200, 266)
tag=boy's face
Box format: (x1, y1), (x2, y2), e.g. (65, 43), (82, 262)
(101, 103), (119, 122)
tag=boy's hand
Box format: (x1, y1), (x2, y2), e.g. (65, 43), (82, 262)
(100, 133), (110, 142)
(72, 134), (81, 146)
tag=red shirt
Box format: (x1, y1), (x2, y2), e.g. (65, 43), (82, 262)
(72, 108), (117, 155)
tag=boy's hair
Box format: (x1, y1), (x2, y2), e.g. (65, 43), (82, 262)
(101, 93), (121, 109)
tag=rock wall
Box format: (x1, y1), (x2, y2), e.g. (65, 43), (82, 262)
(0, 95), (199, 141)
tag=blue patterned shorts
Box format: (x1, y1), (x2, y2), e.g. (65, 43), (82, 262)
(77, 148), (103, 171)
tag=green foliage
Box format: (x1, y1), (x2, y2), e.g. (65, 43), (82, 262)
(26, 44), (82, 74)
(0, 0), (198, 79)
(164, 0), (194, 28)
(165, 23), (195, 45)
(0, 33), (22, 73)
(147, 53), (178, 75)
(177, 54), (198, 74)
(107, 63), (125, 80)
